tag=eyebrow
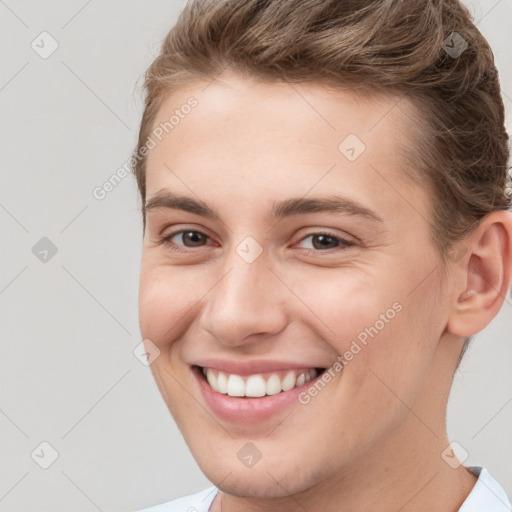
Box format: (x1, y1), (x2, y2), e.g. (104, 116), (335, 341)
(145, 190), (383, 223)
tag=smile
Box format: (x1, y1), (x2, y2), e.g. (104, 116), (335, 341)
(192, 361), (331, 422)
(201, 367), (320, 397)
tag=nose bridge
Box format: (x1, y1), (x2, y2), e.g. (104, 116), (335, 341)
(199, 248), (287, 345)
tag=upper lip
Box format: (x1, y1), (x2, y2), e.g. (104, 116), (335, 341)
(193, 358), (326, 375)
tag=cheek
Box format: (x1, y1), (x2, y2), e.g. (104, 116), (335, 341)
(138, 264), (199, 347)
(306, 265), (442, 392)
(304, 270), (398, 348)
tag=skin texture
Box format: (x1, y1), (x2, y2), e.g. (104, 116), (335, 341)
(138, 71), (512, 512)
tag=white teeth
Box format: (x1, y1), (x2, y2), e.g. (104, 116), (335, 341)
(206, 369), (217, 390)
(281, 371), (296, 391)
(266, 374), (282, 395)
(245, 375), (267, 397)
(217, 371), (227, 394)
(203, 368), (320, 397)
(226, 374), (245, 397)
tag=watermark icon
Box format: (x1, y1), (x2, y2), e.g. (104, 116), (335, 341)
(447, 242), (468, 263)
(298, 301), (403, 405)
(92, 96), (198, 201)
(338, 133), (366, 162)
(31, 441), (59, 469)
(32, 237), (58, 263)
(31, 31), (59, 59)
(236, 236), (263, 264)
(442, 32), (468, 59)
(237, 442), (262, 468)
(133, 339), (161, 366)
(441, 441), (469, 469)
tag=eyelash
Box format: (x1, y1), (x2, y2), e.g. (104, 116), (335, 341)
(157, 229), (355, 255)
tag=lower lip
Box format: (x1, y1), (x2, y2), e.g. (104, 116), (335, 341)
(193, 366), (319, 423)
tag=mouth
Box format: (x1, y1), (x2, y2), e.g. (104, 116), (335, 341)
(196, 365), (327, 398)
(191, 360), (332, 422)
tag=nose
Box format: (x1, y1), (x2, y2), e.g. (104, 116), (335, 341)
(198, 253), (288, 348)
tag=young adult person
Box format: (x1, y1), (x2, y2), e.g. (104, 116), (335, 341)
(133, 1), (512, 510)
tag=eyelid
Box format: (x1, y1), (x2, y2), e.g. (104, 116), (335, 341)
(158, 223), (214, 242)
(158, 228), (214, 250)
(158, 227), (357, 255)
(294, 231), (356, 253)
(295, 228), (357, 245)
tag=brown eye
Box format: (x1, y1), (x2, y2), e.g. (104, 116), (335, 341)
(159, 230), (211, 252)
(173, 231), (208, 247)
(297, 232), (354, 252)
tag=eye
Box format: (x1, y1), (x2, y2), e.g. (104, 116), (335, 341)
(157, 229), (355, 255)
(158, 229), (211, 252)
(296, 232), (355, 252)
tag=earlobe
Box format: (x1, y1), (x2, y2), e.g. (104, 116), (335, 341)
(447, 211), (512, 338)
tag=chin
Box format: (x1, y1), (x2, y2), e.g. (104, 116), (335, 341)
(191, 444), (329, 500)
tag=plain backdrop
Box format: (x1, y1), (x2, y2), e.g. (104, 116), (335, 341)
(1, 1), (511, 511)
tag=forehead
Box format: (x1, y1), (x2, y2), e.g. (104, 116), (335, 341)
(144, 73), (426, 221)
(150, 74), (410, 149)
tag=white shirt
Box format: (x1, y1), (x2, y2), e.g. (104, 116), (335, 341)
(136, 466), (511, 512)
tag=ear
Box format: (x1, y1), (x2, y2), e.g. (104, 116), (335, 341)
(447, 210), (512, 337)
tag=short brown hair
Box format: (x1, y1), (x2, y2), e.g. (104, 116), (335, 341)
(132, 0), (511, 256)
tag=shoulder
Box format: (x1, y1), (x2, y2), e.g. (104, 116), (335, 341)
(459, 466), (511, 511)
(135, 486), (219, 512)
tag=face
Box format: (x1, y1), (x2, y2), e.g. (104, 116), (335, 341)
(138, 72), (453, 498)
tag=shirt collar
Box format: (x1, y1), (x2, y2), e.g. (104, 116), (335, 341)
(459, 466), (511, 511)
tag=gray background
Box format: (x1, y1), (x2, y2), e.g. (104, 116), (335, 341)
(0, 1), (511, 511)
